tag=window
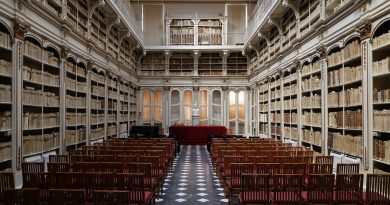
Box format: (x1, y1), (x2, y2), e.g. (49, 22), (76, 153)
(154, 91), (163, 124)
(171, 90), (180, 124)
(183, 90), (193, 125)
(200, 90), (208, 124)
(229, 90), (246, 134)
(211, 90), (222, 125)
(142, 91), (151, 124)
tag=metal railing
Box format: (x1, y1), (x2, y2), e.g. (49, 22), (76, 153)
(111, 0), (143, 43)
(246, 0), (279, 44)
(143, 33), (246, 47)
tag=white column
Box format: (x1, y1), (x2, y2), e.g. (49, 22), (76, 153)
(163, 86), (170, 135)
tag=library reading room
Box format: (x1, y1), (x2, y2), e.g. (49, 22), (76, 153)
(1, 0), (390, 204)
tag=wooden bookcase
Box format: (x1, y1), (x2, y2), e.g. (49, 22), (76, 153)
(283, 68), (298, 142)
(129, 85), (137, 127)
(372, 20), (390, 171)
(107, 76), (118, 139)
(90, 8), (107, 50)
(258, 39), (268, 68)
(270, 76), (282, 140)
(259, 81), (269, 137)
(282, 9), (297, 48)
(299, 0), (321, 37)
(90, 68), (105, 142)
(119, 39), (131, 67)
(169, 53), (194, 76)
(67, 0), (89, 38)
(65, 58), (87, 150)
(22, 37), (61, 158)
(227, 52), (247, 76)
(248, 50), (257, 73)
(301, 58), (322, 151)
(198, 53), (223, 76)
(119, 81), (129, 138)
(269, 26), (280, 59)
(325, 0), (352, 17)
(0, 26), (12, 171)
(141, 53), (165, 76)
(198, 19), (222, 46)
(169, 19), (194, 45)
(327, 38), (363, 158)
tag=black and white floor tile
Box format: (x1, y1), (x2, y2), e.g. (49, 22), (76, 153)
(156, 145), (229, 205)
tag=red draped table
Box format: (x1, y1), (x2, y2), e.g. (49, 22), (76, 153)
(169, 125), (227, 145)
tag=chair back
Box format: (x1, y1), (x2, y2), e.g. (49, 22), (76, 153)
(93, 190), (129, 205)
(240, 174), (270, 204)
(49, 189), (86, 205)
(307, 174), (334, 204)
(336, 163), (359, 174)
(335, 174), (363, 204)
(366, 174), (390, 204)
(308, 163), (333, 174)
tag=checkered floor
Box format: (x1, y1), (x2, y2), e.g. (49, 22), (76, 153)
(156, 145), (229, 205)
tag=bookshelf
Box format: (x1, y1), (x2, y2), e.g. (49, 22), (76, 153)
(301, 58), (322, 151)
(372, 21), (390, 170)
(141, 53), (166, 76)
(65, 58), (87, 150)
(119, 80), (129, 138)
(281, 9), (297, 48)
(258, 39), (268, 68)
(227, 52), (247, 76)
(198, 19), (222, 46)
(169, 52), (194, 76)
(198, 52), (223, 76)
(22, 38), (60, 158)
(107, 76), (118, 139)
(259, 81), (269, 137)
(169, 19), (194, 45)
(299, 0), (321, 37)
(120, 39), (131, 67)
(327, 38), (363, 158)
(0, 26), (12, 171)
(269, 26), (280, 59)
(90, 68), (105, 142)
(90, 8), (107, 50)
(270, 75), (282, 140)
(283, 68), (298, 142)
(248, 51), (257, 73)
(129, 85), (137, 127)
(66, 0), (88, 38)
(325, 0), (352, 17)
(46, 0), (62, 17)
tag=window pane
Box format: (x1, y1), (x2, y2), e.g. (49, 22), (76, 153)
(142, 107), (151, 122)
(200, 90), (208, 106)
(183, 90), (192, 124)
(229, 106), (236, 120)
(229, 91), (236, 104)
(154, 106), (162, 122)
(212, 90), (221, 104)
(154, 91), (163, 106)
(200, 107), (207, 120)
(238, 91), (245, 105)
(171, 90), (179, 105)
(143, 91), (151, 106)
(238, 105), (245, 120)
(184, 90), (192, 106)
(171, 105), (180, 121)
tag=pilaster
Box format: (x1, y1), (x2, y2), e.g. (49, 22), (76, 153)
(317, 45), (328, 154)
(222, 50), (229, 76)
(59, 46), (69, 153)
(163, 86), (170, 135)
(193, 50), (200, 76)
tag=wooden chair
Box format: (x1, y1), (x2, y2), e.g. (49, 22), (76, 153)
(315, 156), (334, 164)
(22, 162), (44, 173)
(0, 172), (14, 201)
(305, 174), (334, 204)
(55, 172), (84, 189)
(117, 173), (153, 205)
(92, 190), (130, 205)
(239, 174), (270, 205)
(49, 155), (69, 163)
(271, 174), (303, 205)
(85, 172), (114, 201)
(256, 163), (281, 176)
(365, 174), (390, 205)
(308, 163), (333, 174)
(48, 162), (69, 173)
(49, 189), (86, 205)
(226, 163), (255, 204)
(335, 174), (363, 204)
(336, 163), (359, 174)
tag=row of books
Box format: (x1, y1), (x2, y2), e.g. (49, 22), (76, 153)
(108, 89), (118, 99)
(284, 73), (297, 84)
(271, 124), (282, 135)
(24, 66), (60, 87)
(0, 84), (11, 103)
(142, 58), (165, 65)
(0, 111), (11, 131)
(260, 103), (268, 112)
(199, 19), (221, 26)
(270, 113), (281, 122)
(301, 75), (321, 92)
(171, 19), (193, 26)
(372, 29), (390, 49)
(170, 34), (194, 45)
(259, 113), (267, 122)
(284, 127), (298, 140)
(66, 112), (86, 126)
(119, 114), (128, 122)
(343, 40), (361, 61)
(120, 103), (129, 111)
(328, 86), (362, 107)
(373, 57), (390, 76)
(373, 109), (390, 132)
(108, 101), (117, 110)
(23, 88), (60, 107)
(66, 78), (87, 93)
(91, 85), (105, 97)
(107, 125), (117, 136)
(259, 93), (268, 102)
(328, 110), (362, 129)
(302, 61), (321, 76)
(198, 71), (223, 76)
(91, 99), (104, 110)
(302, 111), (321, 127)
(67, 95), (86, 108)
(65, 62), (86, 77)
(328, 132), (363, 157)
(302, 129), (321, 145)
(374, 88), (390, 104)
(0, 141), (11, 161)
(283, 83), (297, 96)
(284, 112), (298, 124)
(0, 30), (11, 49)
(44, 51), (60, 67)
(270, 100), (281, 111)
(198, 33), (222, 45)
(23, 112), (60, 129)
(259, 84), (268, 93)
(328, 65), (362, 86)
(23, 132), (59, 156)
(301, 94), (321, 108)
(260, 123), (269, 133)
(0, 60), (11, 77)
(284, 98), (298, 110)
(374, 139), (390, 163)
(90, 71), (105, 84)
(107, 78), (117, 88)
(66, 128), (86, 145)
(107, 114), (117, 123)
(90, 127), (105, 140)
(90, 114), (105, 125)
(24, 41), (43, 61)
(271, 89), (280, 99)
(142, 65), (165, 71)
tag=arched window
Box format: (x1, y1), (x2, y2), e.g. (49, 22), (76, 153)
(170, 90), (180, 124)
(183, 90), (193, 125)
(142, 91), (151, 124)
(154, 91), (163, 124)
(211, 90), (222, 125)
(229, 90), (246, 135)
(199, 90), (208, 125)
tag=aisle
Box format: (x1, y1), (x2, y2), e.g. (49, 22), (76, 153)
(156, 145), (229, 204)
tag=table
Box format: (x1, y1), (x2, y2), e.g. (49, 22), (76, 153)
(169, 125), (227, 145)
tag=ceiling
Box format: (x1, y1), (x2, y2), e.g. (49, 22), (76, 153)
(129, 0), (258, 3)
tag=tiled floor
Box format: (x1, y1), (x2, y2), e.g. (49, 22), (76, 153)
(156, 145), (229, 204)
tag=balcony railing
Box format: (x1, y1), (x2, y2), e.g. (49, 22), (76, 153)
(111, 0), (143, 43)
(246, 0), (279, 44)
(143, 33), (246, 47)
